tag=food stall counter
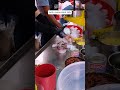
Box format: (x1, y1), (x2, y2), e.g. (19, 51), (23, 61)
(35, 35), (83, 78)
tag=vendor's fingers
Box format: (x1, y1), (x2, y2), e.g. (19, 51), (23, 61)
(64, 35), (74, 43)
(64, 35), (70, 41)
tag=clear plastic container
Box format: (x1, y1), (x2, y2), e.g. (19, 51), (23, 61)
(57, 62), (85, 90)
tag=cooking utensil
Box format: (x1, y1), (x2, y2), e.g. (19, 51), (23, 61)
(99, 31), (120, 52)
(108, 52), (120, 79)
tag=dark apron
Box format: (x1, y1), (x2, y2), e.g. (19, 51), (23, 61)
(36, 15), (55, 46)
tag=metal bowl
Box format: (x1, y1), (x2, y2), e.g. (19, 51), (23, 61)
(99, 31), (120, 52)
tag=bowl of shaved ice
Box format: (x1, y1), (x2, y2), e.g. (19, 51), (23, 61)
(85, 0), (115, 30)
(63, 25), (83, 38)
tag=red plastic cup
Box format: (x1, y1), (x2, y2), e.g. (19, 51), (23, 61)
(35, 64), (56, 90)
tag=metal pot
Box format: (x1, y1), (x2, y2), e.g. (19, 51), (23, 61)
(108, 52), (120, 79)
(99, 31), (120, 52)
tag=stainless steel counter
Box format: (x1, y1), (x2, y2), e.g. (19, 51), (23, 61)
(35, 35), (82, 79)
(0, 36), (34, 78)
(1, 48), (34, 89)
(0, 36), (34, 89)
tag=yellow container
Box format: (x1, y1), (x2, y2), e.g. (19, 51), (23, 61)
(64, 10), (85, 26)
(74, 37), (85, 46)
(92, 26), (113, 37)
(35, 84), (37, 90)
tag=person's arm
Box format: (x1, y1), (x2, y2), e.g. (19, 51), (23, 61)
(35, 6), (66, 38)
(35, 21), (55, 34)
(35, 6), (48, 24)
(42, 6), (62, 28)
(35, 6), (55, 34)
(35, 9), (41, 17)
(35, 21), (66, 38)
(35, 6), (41, 17)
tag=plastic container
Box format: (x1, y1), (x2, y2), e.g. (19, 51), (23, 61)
(35, 64), (56, 90)
(87, 53), (107, 73)
(70, 49), (80, 57)
(57, 62), (85, 90)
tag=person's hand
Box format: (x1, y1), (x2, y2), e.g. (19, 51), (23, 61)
(56, 26), (67, 38)
(64, 34), (74, 43)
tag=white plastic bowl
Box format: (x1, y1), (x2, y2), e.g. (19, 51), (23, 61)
(57, 62), (85, 90)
